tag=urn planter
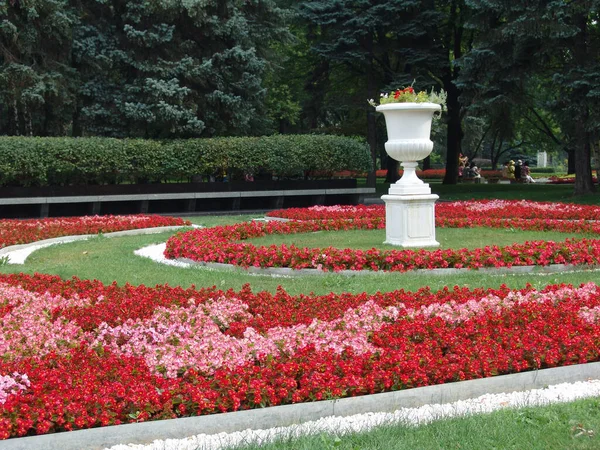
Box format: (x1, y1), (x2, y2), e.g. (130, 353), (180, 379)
(376, 102), (441, 247)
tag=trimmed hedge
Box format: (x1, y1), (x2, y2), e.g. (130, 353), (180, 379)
(0, 135), (372, 187)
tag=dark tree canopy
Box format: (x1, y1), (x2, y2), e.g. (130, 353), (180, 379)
(458, 0), (600, 194)
(1, 0), (599, 196)
(1, 0), (289, 138)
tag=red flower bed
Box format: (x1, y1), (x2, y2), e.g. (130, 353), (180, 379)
(165, 207), (600, 272)
(2, 206), (600, 439)
(548, 175), (599, 184)
(0, 215), (190, 249)
(268, 200), (600, 221)
(1, 272), (600, 438)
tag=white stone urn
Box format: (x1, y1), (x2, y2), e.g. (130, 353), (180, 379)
(376, 102), (441, 247)
(376, 102), (441, 195)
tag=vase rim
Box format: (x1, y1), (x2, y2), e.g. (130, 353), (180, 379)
(376, 102), (442, 112)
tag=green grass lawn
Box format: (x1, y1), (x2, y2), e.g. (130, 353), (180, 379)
(232, 397), (600, 450)
(246, 227), (589, 251)
(2, 222), (599, 296)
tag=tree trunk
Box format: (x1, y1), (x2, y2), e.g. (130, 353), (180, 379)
(442, 0), (463, 185)
(567, 149), (575, 175)
(422, 155), (431, 171)
(573, 121), (594, 195)
(442, 79), (462, 184)
(366, 109), (378, 188)
(365, 35), (377, 188)
(72, 99), (83, 137)
(302, 56), (329, 130)
(572, 13), (594, 195)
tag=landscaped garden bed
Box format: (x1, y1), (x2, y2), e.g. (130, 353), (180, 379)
(165, 201), (600, 272)
(1, 200), (600, 440)
(1, 272), (600, 439)
(0, 215), (189, 248)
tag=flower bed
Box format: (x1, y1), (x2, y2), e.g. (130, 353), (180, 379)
(165, 201), (600, 272)
(0, 215), (190, 249)
(1, 272), (600, 438)
(549, 175), (599, 184)
(267, 200), (600, 221)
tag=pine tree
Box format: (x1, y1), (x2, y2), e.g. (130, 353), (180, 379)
(0, 0), (78, 135)
(72, 0), (290, 138)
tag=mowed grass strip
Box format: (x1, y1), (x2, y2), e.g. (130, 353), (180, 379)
(231, 396), (600, 450)
(245, 227), (589, 251)
(2, 216), (599, 296)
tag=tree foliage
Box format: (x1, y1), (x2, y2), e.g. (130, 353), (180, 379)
(2, 0), (599, 197)
(1, 0), (289, 137)
(458, 0), (600, 193)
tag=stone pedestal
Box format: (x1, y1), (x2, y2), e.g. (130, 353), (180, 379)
(381, 192), (439, 248)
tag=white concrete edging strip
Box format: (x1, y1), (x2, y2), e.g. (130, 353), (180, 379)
(2, 362), (599, 450)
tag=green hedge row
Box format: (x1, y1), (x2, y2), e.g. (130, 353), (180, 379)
(0, 135), (372, 187)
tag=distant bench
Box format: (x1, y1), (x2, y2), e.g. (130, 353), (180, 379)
(0, 187), (376, 218)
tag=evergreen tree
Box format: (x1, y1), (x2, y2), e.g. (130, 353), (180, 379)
(0, 0), (77, 135)
(297, 0), (475, 185)
(73, 0), (290, 138)
(298, 0), (425, 186)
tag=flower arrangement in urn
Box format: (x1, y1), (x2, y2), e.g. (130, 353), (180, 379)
(368, 85), (447, 111)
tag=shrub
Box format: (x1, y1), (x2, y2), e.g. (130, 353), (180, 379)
(0, 135), (372, 187)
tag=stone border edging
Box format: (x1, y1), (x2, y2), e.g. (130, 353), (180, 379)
(3, 362), (599, 450)
(0, 225), (193, 264)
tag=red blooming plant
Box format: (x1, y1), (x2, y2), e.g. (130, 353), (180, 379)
(0, 272), (600, 438)
(0, 215), (190, 249)
(368, 85), (447, 110)
(267, 200), (600, 221)
(2, 205), (600, 439)
(165, 219), (600, 272)
(165, 201), (600, 272)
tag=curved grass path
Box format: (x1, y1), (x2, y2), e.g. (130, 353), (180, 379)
(2, 220), (600, 296)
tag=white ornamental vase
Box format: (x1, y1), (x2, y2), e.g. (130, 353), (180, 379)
(376, 102), (441, 195)
(376, 102), (441, 247)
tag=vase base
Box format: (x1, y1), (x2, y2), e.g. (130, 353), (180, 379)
(388, 183), (431, 196)
(381, 193), (439, 248)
